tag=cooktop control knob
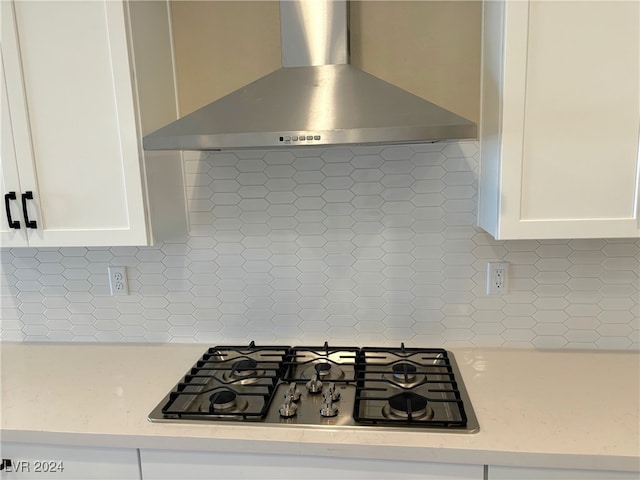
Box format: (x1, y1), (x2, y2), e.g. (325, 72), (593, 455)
(306, 374), (323, 394)
(279, 395), (298, 418)
(287, 382), (301, 401)
(320, 392), (338, 417)
(327, 382), (340, 402)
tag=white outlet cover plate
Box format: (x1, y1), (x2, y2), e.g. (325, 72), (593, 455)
(487, 262), (509, 295)
(108, 266), (129, 296)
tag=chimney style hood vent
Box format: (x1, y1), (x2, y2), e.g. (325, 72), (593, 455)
(143, 1), (476, 151)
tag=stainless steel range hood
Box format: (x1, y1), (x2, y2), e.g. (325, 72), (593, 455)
(143, 1), (476, 151)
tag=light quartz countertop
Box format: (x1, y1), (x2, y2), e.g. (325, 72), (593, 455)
(1, 342), (638, 472)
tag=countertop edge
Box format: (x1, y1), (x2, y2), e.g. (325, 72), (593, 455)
(3, 429), (639, 473)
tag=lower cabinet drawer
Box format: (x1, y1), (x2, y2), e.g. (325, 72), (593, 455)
(489, 465), (639, 480)
(1, 443), (140, 480)
(140, 449), (483, 480)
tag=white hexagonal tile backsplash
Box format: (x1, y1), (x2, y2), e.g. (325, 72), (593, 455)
(1, 141), (638, 349)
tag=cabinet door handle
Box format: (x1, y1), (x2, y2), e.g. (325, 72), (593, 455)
(21, 191), (37, 229)
(4, 191), (20, 229)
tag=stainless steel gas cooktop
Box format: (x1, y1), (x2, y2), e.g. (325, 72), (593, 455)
(149, 342), (479, 433)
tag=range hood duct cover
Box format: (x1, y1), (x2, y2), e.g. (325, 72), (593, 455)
(143, 1), (476, 151)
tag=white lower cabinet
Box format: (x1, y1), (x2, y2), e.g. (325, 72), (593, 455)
(140, 449), (483, 480)
(4, 445), (638, 480)
(489, 465), (639, 480)
(0, 443), (140, 479)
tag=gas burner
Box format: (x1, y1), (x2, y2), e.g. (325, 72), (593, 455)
(233, 358), (257, 373)
(301, 361), (345, 381)
(315, 362), (332, 377)
(381, 362), (424, 387)
(221, 357), (264, 385)
(382, 392), (434, 420)
(209, 390), (237, 410)
(392, 363), (417, 380)
(200, 389), (249, 414)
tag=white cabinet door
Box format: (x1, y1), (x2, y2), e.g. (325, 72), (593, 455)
(489, 465), (639, 480)
(140, 449), (483, 480)
(1, 0), (186, 248)
(1, 0), (149, 247)
(0, 47), (27, 247)
(0, 442), (140, 480)
(478, 0), (640, 240)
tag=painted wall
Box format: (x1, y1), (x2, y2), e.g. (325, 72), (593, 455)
(1, 141), (638, 349)
(170, 1), (481, 123)
(170, 1), (281, 116)
(350, 1), (481, 124)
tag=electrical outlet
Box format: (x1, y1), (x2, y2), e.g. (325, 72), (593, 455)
(108, 266), (129, 296)
(487, 262), (509, 295)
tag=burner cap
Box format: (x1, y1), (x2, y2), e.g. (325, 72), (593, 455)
(314, 362), (332, 376)
(392, 363), (418, 382)
(233, 358), (258, 372)
(223, 358), (264, 385)
(388, 392), (428, 417)
(209, 390), (237, 411)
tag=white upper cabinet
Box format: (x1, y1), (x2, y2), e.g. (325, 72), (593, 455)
(478, 0), (640, 240)
(1, 46), (27, 247)
(0, 0), (187, 247)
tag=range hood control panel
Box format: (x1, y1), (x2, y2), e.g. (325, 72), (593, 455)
(279, 134), (322, 143)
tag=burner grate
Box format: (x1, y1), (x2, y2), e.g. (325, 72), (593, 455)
(159, 341), (290, 421)
(353, 346), (470, 428)
(283, 342), (360, 383)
